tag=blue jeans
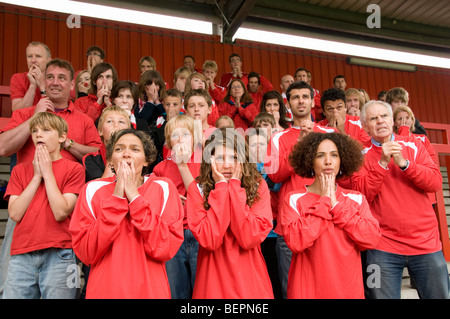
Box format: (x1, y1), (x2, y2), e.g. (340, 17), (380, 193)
(165, 229), (198, 299)
(365, 249), (450, 299)
(3, 248), (79, 299)
(0, 218), (15, 298)
(275, 235), (292, 299)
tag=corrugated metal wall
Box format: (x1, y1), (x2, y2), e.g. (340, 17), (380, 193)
(1, 2), (450, 130)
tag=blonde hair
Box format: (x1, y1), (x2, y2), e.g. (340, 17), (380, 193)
(215, 115), (235, 128)
(164, 114), (196, 150)
(345, 88), (365, 110)
(29, 112), (68, 150)
(202, 60), (218, 73)
(174, 66), (192, 82)
(386, 87), (409, 104)
(97, 106), (132, 133)
(393, 105), (416, 133)
(139, 56), (156, 69)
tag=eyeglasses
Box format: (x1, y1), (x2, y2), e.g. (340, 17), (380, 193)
(231, 86), (242, 90)
(87, 52), (101, 57)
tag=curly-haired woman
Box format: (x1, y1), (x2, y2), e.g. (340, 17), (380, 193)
(282, 132), (381, 299)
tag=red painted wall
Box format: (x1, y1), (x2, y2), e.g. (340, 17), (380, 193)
(1, 2), (450, 130)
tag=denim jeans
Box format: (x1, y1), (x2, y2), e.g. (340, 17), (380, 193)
(0, 218), (15, 298)
(165, 229), (198, 299)
(365, 249), (450, 299)
(275, 235), (292, 299)
(3, 248), (79, 299)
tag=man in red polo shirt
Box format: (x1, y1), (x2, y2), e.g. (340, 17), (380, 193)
(0, 59), (102, 163)
(10, 41), (52, 112)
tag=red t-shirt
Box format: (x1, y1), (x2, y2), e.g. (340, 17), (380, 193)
(10, 72), (42, 106)
(5, 158), (85, 255)
(0, 101), (103, 164)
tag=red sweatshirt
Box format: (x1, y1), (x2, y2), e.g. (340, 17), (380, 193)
(187, 179), (274, 299)
(264, 124), (338, 234)
(281, 185), (381, 298)
(218, 97), (259, 131)
(318, 114), (371, 147)
(351, 134), (443, 255)
(73, 94), (107, 122)
(69, 175), (184, 299)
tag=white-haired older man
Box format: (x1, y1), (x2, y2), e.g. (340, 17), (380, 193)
(352, 100), (449, 299)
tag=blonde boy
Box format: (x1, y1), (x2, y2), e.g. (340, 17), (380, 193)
(4, 112), (85, 299)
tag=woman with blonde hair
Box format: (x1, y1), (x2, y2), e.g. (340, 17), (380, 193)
(187, 128), (274, 298)
(345, 88), (365, 117)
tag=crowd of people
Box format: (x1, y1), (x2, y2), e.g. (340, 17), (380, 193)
(0, 41), (448, 299)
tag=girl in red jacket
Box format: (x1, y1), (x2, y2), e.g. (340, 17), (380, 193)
(218, 79), (259, 131)
(282, 132), (381, 299)
(187, 128), (274, 298)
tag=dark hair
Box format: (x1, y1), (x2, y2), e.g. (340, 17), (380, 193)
(86, 45), (105, 59)
(184, 55), (195, 62)
(138, 70), (166, 102)
(286, 81), (314, 102)
(378, 90), (387, 100)
(333, 75), (346, 83)
(320, 87), (346, 109)
(46, 58), (75, 81)
(229, 53), (242, 63)
(294, 67), (309, 77)
(289, 132), (363, 180)
(223, 79), (253, 105)
(111, 80), (139, 105)
(247, 71), (260, 84)
(90, 62), (118, 95)
(260, 90), (289, 129)
(106, 129), (157, 176)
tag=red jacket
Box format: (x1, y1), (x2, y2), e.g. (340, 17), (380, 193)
(69, 175), (184, 298)
(187, 179), (274, 299)
(281, 185), (380, 298)
(351, 134), (442, 255)
(219, 72), (248, 88)
(218, 97), (259, 131)
(318, 114), (371, 147)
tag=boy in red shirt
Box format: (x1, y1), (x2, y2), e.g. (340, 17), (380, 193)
(3, 112), (85, 299)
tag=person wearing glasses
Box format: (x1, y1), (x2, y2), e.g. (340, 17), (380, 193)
(71, 45), (105, 100)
